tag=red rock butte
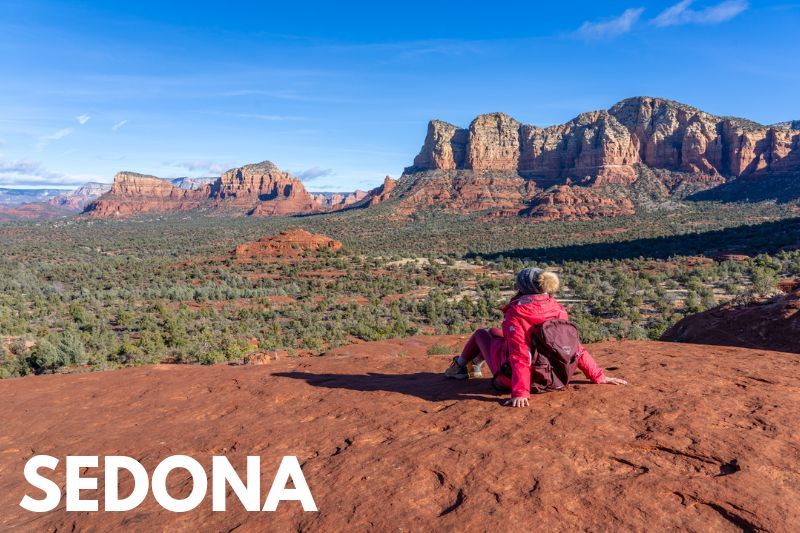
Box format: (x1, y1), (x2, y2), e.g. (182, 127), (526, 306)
(392, 96), (800, 219)
(1, 338), (799, 530)
(412, 97), (800, 178)
(235, 228), (342, 262)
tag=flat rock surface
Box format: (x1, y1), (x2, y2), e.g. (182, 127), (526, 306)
(1, 338), (799, 531)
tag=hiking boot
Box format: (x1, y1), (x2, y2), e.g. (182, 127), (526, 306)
(444, 357), (468, 380)
(467, 360), (483, 379)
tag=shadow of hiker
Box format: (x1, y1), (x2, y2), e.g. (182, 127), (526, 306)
(272, 371), (505, 403)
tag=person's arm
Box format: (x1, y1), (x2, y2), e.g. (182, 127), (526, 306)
(502, 307), (532, 404)
(575, 344), (605, 383)
(576, 344), (628, 385)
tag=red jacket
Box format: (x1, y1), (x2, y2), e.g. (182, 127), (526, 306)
(501, 294), (605, 399)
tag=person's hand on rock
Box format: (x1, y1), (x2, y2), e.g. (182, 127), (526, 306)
(504, 397), (529, 408)
(601, 376), (628, 385)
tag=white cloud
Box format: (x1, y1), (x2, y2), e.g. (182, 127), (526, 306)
(653, 0), (749, 26)
(76, 114), (91, 125)
(45, 128), (74, 141)
(111, 120), (129, 131)
(0, 158), (86, 187)
(165, 159), (234, 176)
(37, 127), (75, 150)
(296, 167), (335, 181)
(576, 8), (645, 40)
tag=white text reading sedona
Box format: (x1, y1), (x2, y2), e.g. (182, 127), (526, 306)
(21, 455), (317, 513)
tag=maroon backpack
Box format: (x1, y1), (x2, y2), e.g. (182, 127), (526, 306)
(492, 319), (582, 394)
(529, 319), (581, 393)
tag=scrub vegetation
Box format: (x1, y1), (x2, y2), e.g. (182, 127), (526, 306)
(1, 203), (798, 377)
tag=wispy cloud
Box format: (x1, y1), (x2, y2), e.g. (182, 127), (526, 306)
(296, 167), (334, 181)
(45, 128), (74, 141)
(0, 158), (85, 187)
(165, 159), (234, 176)
(576, 8), (645, 40)
(111, 120), (128, 131)
(653, 0), (749, 27)
(76, 114), (91, 125)
(37, 127), (75, 150)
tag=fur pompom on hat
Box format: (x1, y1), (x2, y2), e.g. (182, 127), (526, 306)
(515, 267), (560, 295)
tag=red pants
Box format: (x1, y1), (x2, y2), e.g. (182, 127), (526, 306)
(460, 327), (507, 375)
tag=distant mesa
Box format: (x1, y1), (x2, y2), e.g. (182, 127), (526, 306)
(48, 182), (112, 210)
(82, 161), (397, 219)
(83, 171), (209, 218)
(234, 228), (342, 262)
(0, 184), (110, 220)
(661, 278), (800, 354)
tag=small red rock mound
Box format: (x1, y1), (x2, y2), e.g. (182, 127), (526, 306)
(523, 185), (635, 221)
(662, 281), (800, 353)
(1, 338), (798, 531)
(235, 228), (342, 262)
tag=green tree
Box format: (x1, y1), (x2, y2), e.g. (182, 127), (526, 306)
(27, 339), (66, 374)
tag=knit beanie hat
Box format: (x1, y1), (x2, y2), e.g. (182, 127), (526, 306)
(515, 267), (543, 295)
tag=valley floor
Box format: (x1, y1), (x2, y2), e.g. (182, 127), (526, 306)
(1, 337), (798, 531)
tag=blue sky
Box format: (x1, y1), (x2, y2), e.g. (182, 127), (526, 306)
(1, 1), (798, 190)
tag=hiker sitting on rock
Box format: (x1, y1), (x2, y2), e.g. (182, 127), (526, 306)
(445, 267), (627, 407)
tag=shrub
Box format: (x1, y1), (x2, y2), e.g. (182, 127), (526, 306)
(426, 343), (453, 356)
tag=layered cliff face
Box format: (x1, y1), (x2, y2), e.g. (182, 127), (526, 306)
(412, 120), (468, 170)
(412, 97), (800, 179)
(397, 96), (800, 219)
